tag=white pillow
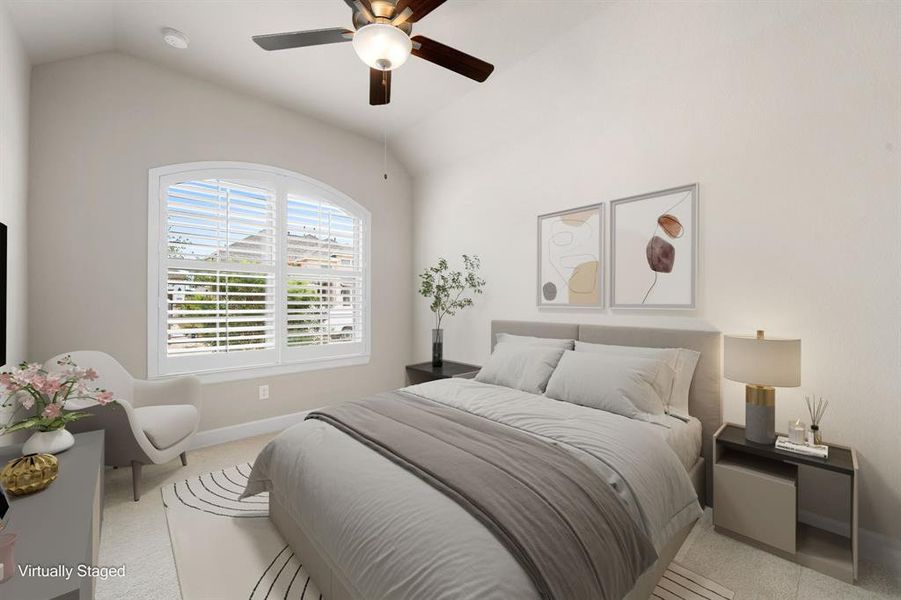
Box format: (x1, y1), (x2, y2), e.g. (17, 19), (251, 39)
(496, 333), (574, 350)
(545, 350), (674, 417)
(475, 343), (566, 394)
(573, 341), (699, 414)
(668, 349), (700, 416)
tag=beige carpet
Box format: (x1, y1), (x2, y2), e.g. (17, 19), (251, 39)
(97, 433), (277, 600)
(162, 463), (321, 600)
(97, 433), (901, 600)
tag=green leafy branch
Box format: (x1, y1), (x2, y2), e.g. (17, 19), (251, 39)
(418, 255), (486, 330)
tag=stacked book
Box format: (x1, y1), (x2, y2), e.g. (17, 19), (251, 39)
(775, 436), (829, 459)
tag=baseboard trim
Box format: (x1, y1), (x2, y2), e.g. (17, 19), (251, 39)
(190, 409), (316, 450)
(799, 509), (901, 574)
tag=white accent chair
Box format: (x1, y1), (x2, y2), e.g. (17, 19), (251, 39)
(44, 351), (201, 501)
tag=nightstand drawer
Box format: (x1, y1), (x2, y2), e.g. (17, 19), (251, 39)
(714, 454), (797, 553)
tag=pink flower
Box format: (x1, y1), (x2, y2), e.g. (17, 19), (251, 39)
(42, 374), (63, 395)
(83, 368), (98, 382)
(18, 393), (34, 409)
(42, 403), (62, 418)
(30, 375), (47, 392)
(96, 390), (114, 405)
(0, 373), (12, 388)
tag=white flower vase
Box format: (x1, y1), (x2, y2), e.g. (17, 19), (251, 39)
(22, 429), (75, 455)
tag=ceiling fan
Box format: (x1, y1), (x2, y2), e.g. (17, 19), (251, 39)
(252, 0), (495, 105)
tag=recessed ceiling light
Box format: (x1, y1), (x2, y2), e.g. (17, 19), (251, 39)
(162, 27), (189, 50)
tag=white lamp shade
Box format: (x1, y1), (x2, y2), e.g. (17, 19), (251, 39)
(724, 333), (801, 387)
(352, 24), (412, 71)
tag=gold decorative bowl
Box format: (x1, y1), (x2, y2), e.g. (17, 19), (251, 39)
(0, 453), (59, 496)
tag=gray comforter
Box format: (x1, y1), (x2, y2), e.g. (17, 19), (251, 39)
(308, 390), (656, 600)
(243, 378), (702, 600)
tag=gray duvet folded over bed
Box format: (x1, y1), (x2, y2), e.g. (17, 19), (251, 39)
(308, 390), (657, 600)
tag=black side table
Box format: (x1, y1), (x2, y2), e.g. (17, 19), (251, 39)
(713, 423), (858, 583)
(405, 361), (481, 385)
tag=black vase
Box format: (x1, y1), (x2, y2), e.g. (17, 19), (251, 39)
(431, 328), (443, 367)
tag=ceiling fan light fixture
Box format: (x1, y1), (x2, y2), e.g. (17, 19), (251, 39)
(352, 23), (412, 71)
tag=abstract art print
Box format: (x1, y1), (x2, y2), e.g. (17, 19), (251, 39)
(537, 204), (604, 307)
(611, 184), (698, 308)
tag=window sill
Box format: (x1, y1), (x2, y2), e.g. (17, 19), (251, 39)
(155, 354), (371, 384)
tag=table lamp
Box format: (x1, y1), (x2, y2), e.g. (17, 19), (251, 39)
(724, 330), (801, 444)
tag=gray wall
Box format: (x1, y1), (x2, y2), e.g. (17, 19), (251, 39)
(27, 52), (414, 430)
(0, 4), (31, 445)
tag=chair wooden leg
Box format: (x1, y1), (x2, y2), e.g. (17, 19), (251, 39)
(131, 461), (143, 502)
(179, 451), (187, 467)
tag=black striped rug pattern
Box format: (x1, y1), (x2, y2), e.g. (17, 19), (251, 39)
(165, 463), (322, 599)
(653, 562), (735, 600)
(169, 462), (268, 518)
(250, 544), (321, 600)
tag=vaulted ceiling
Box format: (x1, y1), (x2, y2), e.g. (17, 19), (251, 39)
(5, 0), (601, 171)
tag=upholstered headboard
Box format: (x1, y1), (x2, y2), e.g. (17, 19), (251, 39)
(490, 320), (722, 504)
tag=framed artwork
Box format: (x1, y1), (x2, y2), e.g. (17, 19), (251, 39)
(537, 204), (604, 308)
(610, 184), (698, 309)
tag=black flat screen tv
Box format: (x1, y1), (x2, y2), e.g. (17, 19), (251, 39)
(0, 222), (6, 366)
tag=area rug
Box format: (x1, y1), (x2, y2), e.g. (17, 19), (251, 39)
(162, 463), (321, 600)
(653, 561), (735, 600)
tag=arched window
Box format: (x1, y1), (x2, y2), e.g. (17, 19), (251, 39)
(148, 162), (370, 379)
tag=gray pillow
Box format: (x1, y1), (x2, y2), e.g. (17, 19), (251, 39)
(573, 341), (698, 415)
(496, 333), (574, 350)
(475, 343), (566, 394)
(544, 350), (674, 417)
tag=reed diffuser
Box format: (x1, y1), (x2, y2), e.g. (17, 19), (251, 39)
(805, 395), (828, 445)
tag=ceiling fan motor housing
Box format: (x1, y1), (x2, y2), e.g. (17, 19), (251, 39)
(370, 0), (397, 19)
(353, 10), (412, 34)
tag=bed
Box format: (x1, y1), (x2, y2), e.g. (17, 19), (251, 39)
(243, 322), (722, 600)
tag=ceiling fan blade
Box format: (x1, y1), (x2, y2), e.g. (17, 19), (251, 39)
(411, 36), (494, 82)
(369, 68), (391, 105)
(253, 28), (353, 51)
(395, 0), (447, 22)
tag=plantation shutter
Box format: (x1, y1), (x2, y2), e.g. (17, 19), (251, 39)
(164, 180), (278, 369)
(284, 194), (365, 357)
(152, 164), (370, 378)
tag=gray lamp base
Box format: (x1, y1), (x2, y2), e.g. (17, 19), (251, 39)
(745, 404), (775, 444)
(745, 384), (776, 445)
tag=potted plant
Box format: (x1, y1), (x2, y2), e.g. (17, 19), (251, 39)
(0, 356), (116, 454)
(418, 255), (486, 367)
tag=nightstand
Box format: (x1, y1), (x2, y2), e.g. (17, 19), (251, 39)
(405, 361), (480, 385)
(713, 423), (858, 583)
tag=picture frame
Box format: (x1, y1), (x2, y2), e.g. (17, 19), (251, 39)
(610, 184), (698, 309)
(537, 203), (604, 308)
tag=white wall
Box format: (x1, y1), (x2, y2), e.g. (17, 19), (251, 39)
(407, 1), (901, 550)
(0, 3), (31, 444)
(27, 51), (414, 431)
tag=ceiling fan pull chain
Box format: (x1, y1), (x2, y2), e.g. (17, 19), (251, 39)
(383, 93), (390, 181)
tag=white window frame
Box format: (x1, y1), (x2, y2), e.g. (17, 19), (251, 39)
(148, 162), (371, 382)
